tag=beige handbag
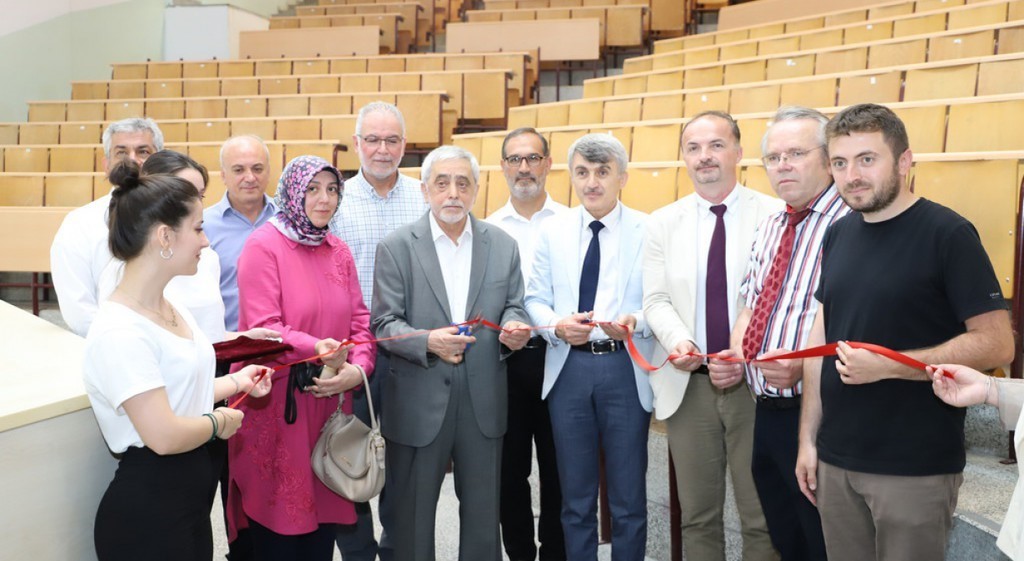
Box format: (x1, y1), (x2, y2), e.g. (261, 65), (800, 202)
(311, 365), (385, 502)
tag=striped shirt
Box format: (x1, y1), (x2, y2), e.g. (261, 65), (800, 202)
(329, 169), (428, 307)
(740, 184), (851, 397)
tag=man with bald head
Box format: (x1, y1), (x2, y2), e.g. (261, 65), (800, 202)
(203, 135), (277, 332)
(51, 117), (163, 336)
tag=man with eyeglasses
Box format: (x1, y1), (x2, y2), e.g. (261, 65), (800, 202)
(330, 101), (427, 561)
(643, 110), (780, 561)
(485, 128), (567, 561)
(730, 106), (850, 561)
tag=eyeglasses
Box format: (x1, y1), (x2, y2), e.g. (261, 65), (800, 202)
(503, 154), (546, 167)
(762, 145), (825, 169)
(359, 135), (403, 148)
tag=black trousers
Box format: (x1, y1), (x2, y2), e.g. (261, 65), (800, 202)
(95, 444), (220, 561)
(751, 402), (827, 561)
(249, 518), (336, 561)
(500, 342), (566, 561)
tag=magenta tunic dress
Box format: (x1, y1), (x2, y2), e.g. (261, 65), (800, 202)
(227, 223), (375, 540)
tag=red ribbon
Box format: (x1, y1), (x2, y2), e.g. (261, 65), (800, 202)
(228, 317), (937, 408)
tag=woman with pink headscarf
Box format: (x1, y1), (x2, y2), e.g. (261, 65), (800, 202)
(227, 155), (375, 560)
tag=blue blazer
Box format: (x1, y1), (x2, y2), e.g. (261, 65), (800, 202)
(525, 203), (654, 412)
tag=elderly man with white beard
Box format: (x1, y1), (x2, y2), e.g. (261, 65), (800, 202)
(486, 128), (568, 561)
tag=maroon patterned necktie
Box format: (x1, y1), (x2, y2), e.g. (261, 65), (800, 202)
(705, 205), (730, 354)
(741, 208), (812, 361)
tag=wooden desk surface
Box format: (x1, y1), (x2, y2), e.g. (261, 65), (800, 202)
(0, 300), (90, 432)
(445, 19), (600, 62)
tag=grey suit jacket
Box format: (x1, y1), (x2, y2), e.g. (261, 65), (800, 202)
(371, 212), (529, 447)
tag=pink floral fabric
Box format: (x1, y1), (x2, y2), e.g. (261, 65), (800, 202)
(270, 155), (342, 246)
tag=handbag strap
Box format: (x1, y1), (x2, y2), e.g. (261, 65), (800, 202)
(354, 364), (379, 431)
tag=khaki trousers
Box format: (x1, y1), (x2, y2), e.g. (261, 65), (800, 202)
(666, 374), (776, 561)
(817, 461), (962, 561)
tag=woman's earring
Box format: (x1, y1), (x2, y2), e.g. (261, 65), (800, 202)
(160, 247), (174, 260)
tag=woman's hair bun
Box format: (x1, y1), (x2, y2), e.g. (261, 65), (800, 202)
(108, 159), (142, 196)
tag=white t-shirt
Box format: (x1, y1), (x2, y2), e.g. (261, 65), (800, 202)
(82, 300), (216, 453)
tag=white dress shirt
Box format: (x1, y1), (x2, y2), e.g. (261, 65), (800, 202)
(579, 203), (623, 340)
(51, 192), (227, 341)
(485, 194), (568, 281)
(693, 186), (741, 354)
(429, 213), (474, 324)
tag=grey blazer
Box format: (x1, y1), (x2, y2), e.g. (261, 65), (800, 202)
(371, 212), (529, 447)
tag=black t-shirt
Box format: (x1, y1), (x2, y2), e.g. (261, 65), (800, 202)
(814, 198), (1007, 475)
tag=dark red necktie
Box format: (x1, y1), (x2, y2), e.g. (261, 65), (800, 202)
(705, 205), (730, 354)
(742, 208), (812, 361)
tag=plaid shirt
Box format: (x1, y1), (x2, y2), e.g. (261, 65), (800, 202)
(330, 169), (427, 307)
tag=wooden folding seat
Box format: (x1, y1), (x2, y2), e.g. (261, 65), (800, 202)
(28, 103), (66, 123)
(749, 23), (784, 39)
(293, 59), (331, 75)
(321, 115), (358, 143)
(946, 100), (1024, 152)
(182, 62), (218, 79)
(50, 146), (96, 172)
(604, 99), (642, 124)
(185, 145), (222, 176)
(929, 30), (996, 61)
(102, 100), (142, 121)
(72, 82), (109, 101)
(381, 74), (421, 92)
(112, 64), (147, 80)
(446, 55), (485, 72)
(183, 99), (225, 120)
(229, 118), (275, 141)
(475, 135), (504, 167)
(714, 29), (748, 45)
(916, 0), (965, 12)
(563, 100), (599, 126)
(298, 76), (338, 95)
(398, 92), (444, 144)
(652, 52), (685, 70)
(367, 58), (407, 73)
(786, 17), (824, 34)
(869, 38), (927, 68)
(269, 17), (300, 29)
(779, 77), (836, 110)
(631, 123), (681, 162)
(340, 74), (381, 93)
(255, 60), (293, 76)
(453, 135), (483, 162)
(330, 59), (369, 74)
(188, 120), (231, 143)
(766, 54), (815, 80)
(481, 168), (508, 215)
(685, 48), (720, 66)
(815, 47), (868, 74)
(684, 66), (724, 89)
(903, 64), (978, 101)
(407, 56), (445, 72)
(148, 62), (183, 80)
(227, 97), (268, 119)
(685, 90), (729, 116)
(19, 124), (60, 145)
(642, 94), (684, 121)
(845, 21), (894, 44)
(218, 61), (255, 78)
(549, 130), (583, 164)
(67, 102), (107, 122)
(610, 74), (647, 96)
(183, 79), (221, 98)
(624, 58), (653, 74)
(583, 79), (614, 99)
(724, 60), (765, 85)
(259, 78), (299, 96)
(949, 3), (1008, 30)
(299, 16), (331, 27)
(892, 105), (947, 153)
(824, 10), (867, 27)
(143, 99), (185, 120)
(894, 13), (946, 38)
(719, 42), (758, 62)
(160, 122), (188, 143)
(268, 97), (312, 118)
(504, 10), (537, 21)
(507, 107), (536, 129)
(0, 125), (17, 144)
(759, 36), (800, 56)
(463, 72), (508, 120)
(597, 126), (633, 159)
(221, 78), (260, 97)
(647, 70), (684, 93)
(998, 24), (1024, 55)
(310, 95), (354, 116)
(605, 6), (644, 48)
(621, 166), (678, 213)
(800, 28), (843, 50)
(913, 159), (1016, 295)
(60, 123), (102, 145)
(274, 117), (319, 141)
(46, 175), (94, 206)
(736, 117), (770, 159)
(730, 84), (780, 115)
(422, 73), (463, 115)
(837, 72), (902, 105)
(0, 175), (45, 205)
(868, 4), (913, 20)
(741, 165), (773, 196)
(977, 58), (1024, 95)
(145, 80), (183, 99)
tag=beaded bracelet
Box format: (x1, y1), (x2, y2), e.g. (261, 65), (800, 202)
(202, 412), (218, 442)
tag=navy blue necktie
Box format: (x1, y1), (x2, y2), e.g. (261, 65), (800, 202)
(706, 204), (730, 354)
(578, 220), (605, 313)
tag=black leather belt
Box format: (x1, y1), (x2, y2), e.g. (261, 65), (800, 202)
(570, 339), (624, 354)
(524, 335), (546, 350)
(756, 394), (802, 410)
(692, 365), (709, 375)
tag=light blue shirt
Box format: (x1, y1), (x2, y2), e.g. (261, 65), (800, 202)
(330, 169), (427, 307)
(203, 193), (277, 331)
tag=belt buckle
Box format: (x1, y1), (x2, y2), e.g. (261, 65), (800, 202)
(591, 340), (617, 355)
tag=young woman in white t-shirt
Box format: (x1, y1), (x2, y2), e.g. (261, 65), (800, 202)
(82, 160), (272, 561)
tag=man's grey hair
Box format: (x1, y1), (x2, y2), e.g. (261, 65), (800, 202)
(219, 135), (270, 170)
(567, 133), (628, 173)
(421, 145), (480, 184)
(761, 105), (829, 155)
(101, 118), (164, 158)
(355, 101), (406, 137)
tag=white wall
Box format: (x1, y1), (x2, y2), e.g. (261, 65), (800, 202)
(164, 5), (269, 61)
